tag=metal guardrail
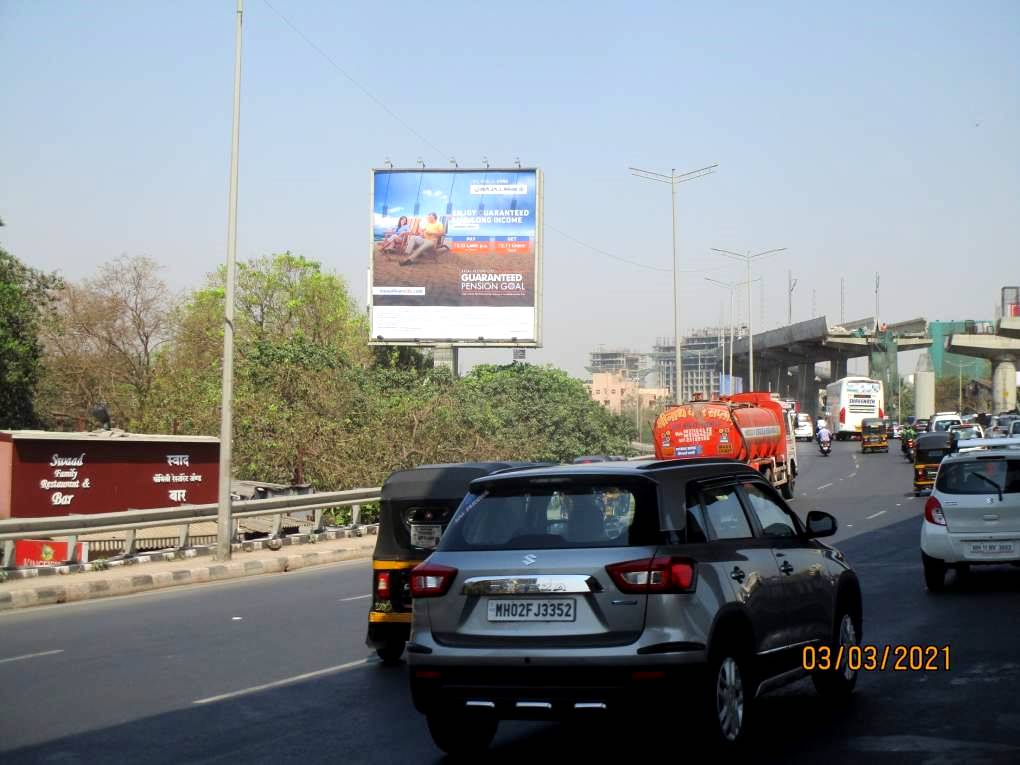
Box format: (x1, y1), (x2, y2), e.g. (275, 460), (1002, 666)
(0, 488), (381, 570)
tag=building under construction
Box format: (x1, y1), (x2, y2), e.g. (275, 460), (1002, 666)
(586, 347), (648, 383)
(652, 328), (727, 401)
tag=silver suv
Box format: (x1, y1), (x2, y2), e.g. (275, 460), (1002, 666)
(408, 460), (862, 754)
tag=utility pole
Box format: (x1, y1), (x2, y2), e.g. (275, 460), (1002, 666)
(875, 272), (880, 331)
(217, 0), (244, 562)
(630, 164), (717, 402)
(712, 248), (787, 392)
(706, 276), (760, 394)
(812, 289), (817, 319)
(840, 276), (846, 324)
(787, 270), (798, 325)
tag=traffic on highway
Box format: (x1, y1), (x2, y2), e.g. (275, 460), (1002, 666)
(3, 404), (1020, 762)
(3, 4), (1019, 764)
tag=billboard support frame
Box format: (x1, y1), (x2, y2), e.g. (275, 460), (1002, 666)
(367, 167), (543, 349)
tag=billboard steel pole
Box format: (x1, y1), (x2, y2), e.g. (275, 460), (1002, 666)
(217, 0), (243, 562)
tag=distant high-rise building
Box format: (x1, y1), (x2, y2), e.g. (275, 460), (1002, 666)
(586, 347), (648, 383)
(652, 328), (727, 401)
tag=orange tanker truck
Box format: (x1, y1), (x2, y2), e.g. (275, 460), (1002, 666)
(652, 392), (800, 498)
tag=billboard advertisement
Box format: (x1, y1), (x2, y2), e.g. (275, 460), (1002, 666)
(369, 168), (542, 346)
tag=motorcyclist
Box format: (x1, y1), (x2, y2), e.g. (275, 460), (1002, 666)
(817, 426), (833, 451)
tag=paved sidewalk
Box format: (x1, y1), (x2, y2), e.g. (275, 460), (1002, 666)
(0, 533), (377, 612)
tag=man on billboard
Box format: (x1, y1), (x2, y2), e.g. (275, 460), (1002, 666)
(401, 212), (446, 265)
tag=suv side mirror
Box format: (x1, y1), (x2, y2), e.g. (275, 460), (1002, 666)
(805, 510), (837, 538)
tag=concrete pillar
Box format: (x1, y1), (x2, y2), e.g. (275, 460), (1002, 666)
(915, 369), (935, 419)
(830, 356), (848, 381)
(992, 356), (1017, 413)
(797, 363), (814, 416)
(433, 345), (459, 376)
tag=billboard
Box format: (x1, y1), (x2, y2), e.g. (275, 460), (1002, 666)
(369, 168), (542, 346)
(0, 432), (219, 519)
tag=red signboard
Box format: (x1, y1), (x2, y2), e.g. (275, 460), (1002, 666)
(14, 539), (89, 567)
(0, 433), (219, 519)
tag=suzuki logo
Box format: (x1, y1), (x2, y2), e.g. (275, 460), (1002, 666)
(522, 554), (537, 566)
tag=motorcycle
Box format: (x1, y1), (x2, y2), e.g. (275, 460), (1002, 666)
(819, 439), (832, 457)
(902, 437), (916, 462)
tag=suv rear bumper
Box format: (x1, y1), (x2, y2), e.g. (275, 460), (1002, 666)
(409, 662), (707, 719)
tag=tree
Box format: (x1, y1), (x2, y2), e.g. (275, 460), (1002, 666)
(456, 364), (636, 463)
(0, 248), (61, 428)
(38, 256), (176, 428)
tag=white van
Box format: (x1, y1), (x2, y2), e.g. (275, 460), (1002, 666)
(929, 412), (962, 433)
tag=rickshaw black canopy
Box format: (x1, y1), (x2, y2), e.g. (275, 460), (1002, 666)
(373, 462), (540, 561)
(915, 432), (952, 463)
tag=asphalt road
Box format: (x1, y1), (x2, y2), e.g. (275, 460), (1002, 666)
(2, 441), (1019, 764)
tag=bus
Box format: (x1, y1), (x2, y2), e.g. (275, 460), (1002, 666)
(824, 376), (885, 440)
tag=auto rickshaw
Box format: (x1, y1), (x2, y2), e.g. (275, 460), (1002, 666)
(366, 462), (538, 664)
(861, 418), (889, 453)
(913, 432), (952, 496)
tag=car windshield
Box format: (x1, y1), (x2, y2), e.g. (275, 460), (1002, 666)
(936, 460), (1020, 495)
(932, 420), (960, 432)
(439, 480), (660, 550)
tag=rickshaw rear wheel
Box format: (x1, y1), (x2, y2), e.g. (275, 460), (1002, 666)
(376, 642), (405, 665)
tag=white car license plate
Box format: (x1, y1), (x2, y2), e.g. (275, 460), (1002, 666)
(410, 524), (442, 549)
(487, 599), (576, 622)
(968, 541), (1016, 556)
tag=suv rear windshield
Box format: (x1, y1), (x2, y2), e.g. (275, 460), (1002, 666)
(439, 479), (660, 550)
(936, 459), (1020, 495)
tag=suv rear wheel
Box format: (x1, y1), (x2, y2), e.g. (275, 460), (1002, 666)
(704, 642), (754, 746)
(426, 712), (498, 756)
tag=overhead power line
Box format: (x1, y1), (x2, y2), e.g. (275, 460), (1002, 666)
(262, 1), (722, 277)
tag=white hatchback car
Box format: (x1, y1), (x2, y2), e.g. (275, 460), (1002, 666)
(920, 438), (1020, 591)
(794, 413), (814, 441)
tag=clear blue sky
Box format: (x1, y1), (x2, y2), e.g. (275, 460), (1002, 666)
(2, 0), (1018, 378)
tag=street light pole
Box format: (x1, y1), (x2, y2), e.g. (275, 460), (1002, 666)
(711, 248), (788, 391)
(706, 275), (762, 395)
(630, 164), (717, 402)
(217, 0), (244, 562)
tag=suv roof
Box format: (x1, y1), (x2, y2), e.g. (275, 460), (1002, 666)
(468, 458), (759, 489)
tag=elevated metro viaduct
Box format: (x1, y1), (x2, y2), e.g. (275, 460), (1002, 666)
(728, 316), (932, 418)
(947, 314), (1020, 414)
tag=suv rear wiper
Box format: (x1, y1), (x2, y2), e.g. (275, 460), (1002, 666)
(971, 472), (1004, 502)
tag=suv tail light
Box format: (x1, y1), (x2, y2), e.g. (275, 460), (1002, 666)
(374, 571), (391, 599)
(606, 557), (697, 593)
(410, 562), (457, 598)
(839, 407), (846, 424)
(924, 496), (946, 526)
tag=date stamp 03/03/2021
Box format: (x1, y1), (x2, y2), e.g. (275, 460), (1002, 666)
(802, 645), (952, 672)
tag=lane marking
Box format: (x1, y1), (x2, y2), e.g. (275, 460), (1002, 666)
(866, 510), (887, 520)
(193, 657), (372, 705)
(818, 483), (834, 491)
(0, 649), (64, 665)
(339, 594), (371, 602)
(848, 472), (858, 479)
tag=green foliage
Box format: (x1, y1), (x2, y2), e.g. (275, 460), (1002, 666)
(0, 248), (61, 428)
(36, 251), (636, 490)
(456, 364), (635, 463)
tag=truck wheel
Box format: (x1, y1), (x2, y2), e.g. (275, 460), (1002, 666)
(781, 474), (795, 499)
